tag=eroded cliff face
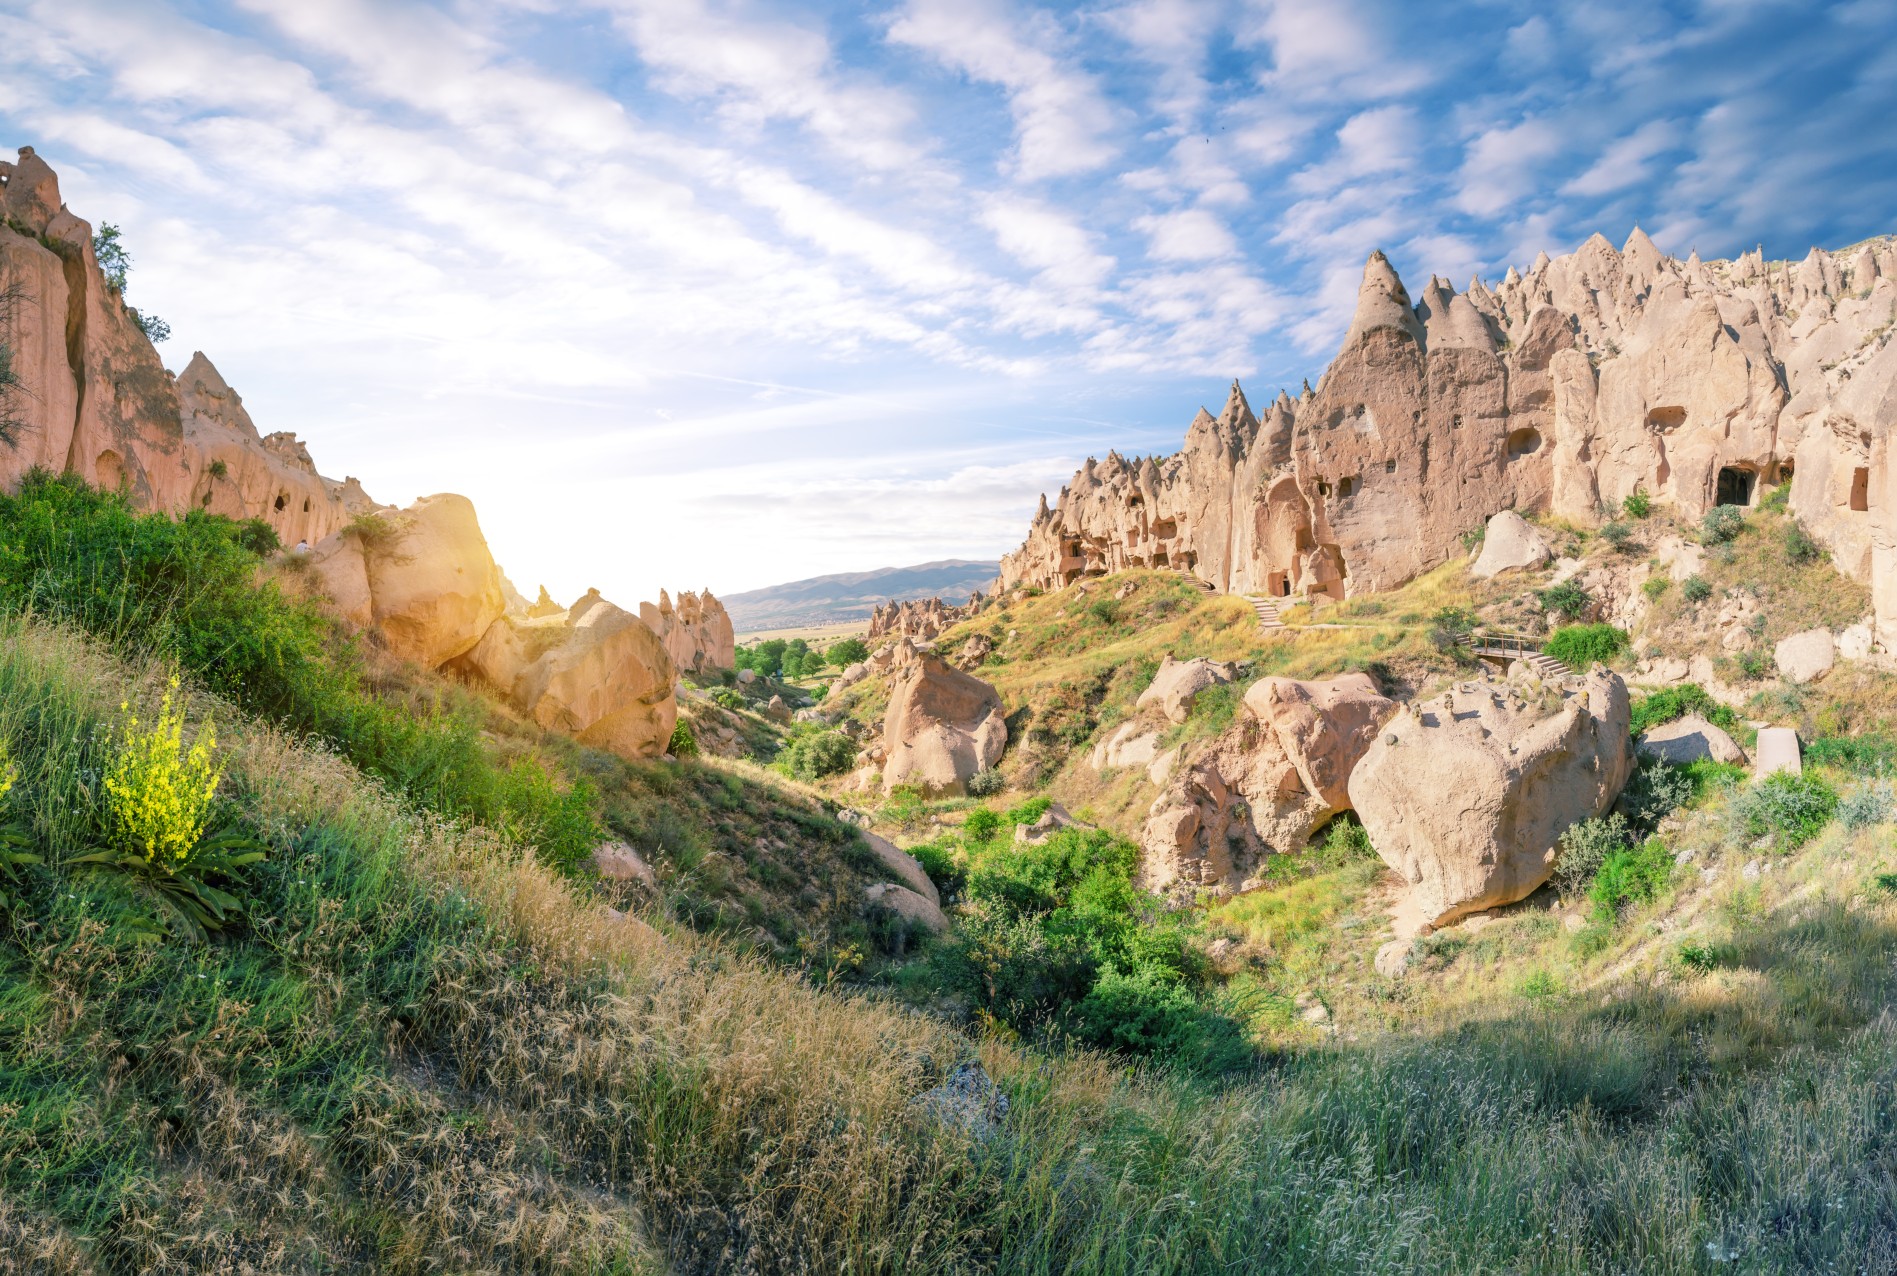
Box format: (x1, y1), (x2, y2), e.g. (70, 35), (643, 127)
(637, 588), (735, 674)
(0, 146), (367, 542)
(1001, 232), (1897, 640)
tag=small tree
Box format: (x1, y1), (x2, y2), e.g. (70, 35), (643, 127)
(91, 223), (170, 343)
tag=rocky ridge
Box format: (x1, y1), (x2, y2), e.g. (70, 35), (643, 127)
(1000, 231), (1897, 647)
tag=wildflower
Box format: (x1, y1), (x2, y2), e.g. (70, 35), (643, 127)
(102, 676), (223, 869)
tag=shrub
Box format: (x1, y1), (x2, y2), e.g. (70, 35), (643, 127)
(1642, 576), (1670, 600)
(1622, 489), (1651, 519)
(1734, 650), (1771, 682)
(344, 509), (401, 549)
(966, 767), (1004, 797)
(711, 688), (745, 710)
(1087, 598), (1119, 625)
(1589, 837), (1675, 921)
(1838, 780), (1893, 831)
(1599, 521), (1636, 552)
(1629, 684), (1738, 736)
(206, 458), (228, 480)
(1682, 575), (1712, 603)
(494, 757), (600, 871)
(1619, 758), (1698, 832)
(1734, 770), (1838, 849)
(1700, 505), (1744, 545)
(909, 838), (967, 899)
(1781, 521), (1823, 564)
(668, 718), (699, 759)
(780, 729), (854, 781)
(1536, 581), (1591, 617)
(1553, 813), (1631, 898)
(1545, 623), (1629, 668)
(1807, 734), (1897, 774)
(962, 807), (1003, 843)
(825, 637), (869, 666)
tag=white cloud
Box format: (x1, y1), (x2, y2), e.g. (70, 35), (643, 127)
(1561, 118), (1681, 197)
(1238, 0), (1432, 101)
(886, 0), (1118, 180)
(1454, 116), (1566, 217)
(981, 194), (1115, 288)
(1134, 207), (1239, 261)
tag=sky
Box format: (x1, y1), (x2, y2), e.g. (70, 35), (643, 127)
(1, 0), (1893, 604)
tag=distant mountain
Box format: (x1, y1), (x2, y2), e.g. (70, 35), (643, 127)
(723, 559), (998, 632)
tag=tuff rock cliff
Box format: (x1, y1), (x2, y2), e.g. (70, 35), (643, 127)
(0, 146), (368, 544)
(1001, 231), (1897, 644)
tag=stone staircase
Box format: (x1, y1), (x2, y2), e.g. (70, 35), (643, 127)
(1247, 595), (1288, 634)
(1520, 652), (1573, 678)
(1457, 632), (1573, 678)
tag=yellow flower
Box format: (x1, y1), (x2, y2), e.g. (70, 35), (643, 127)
(103, 677), (224, 869)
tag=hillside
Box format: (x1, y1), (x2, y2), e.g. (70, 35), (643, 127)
(722, 559), (998, 631)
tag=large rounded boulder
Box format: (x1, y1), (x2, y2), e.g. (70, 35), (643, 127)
(881, 648), (1007, 795)
(1349, 669), (1633, 933)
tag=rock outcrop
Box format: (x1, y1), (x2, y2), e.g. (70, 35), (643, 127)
(1635, 715), (1746, 766)
(455, 594), (679, 760)
(880, 645), (1007, 795)
(1470, 511), (1552, 579)
(1135, 656), (1237, 723)
(0, 148), (368, 541)
(1140, 672), (1394, 893)
(307, 494), (505, 669)
(639, 589), (735, 673)
(1000, 231), (1897, 651)
(1349, 670), (1634, 933)
(869, 594), (981, 642)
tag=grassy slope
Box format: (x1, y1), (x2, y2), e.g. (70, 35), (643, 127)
(10, 485), (1897, 1271)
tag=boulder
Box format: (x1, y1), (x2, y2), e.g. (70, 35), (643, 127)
(763, 695), (793, 721)
(956, 633), (995, 670)
(1753, 727), (1802, 779)
(1470, 511), (1553, 580)
(1140, 672), (1394, 893)
(1374, 939), (1415, 979)
(737, 668), (757, 685)
(591, 841), (657, 887)
(1636, 714), (1747, 766)
(910, 1060), (1009, 1140)
(881, 648), (1008, 795)
(1838, 620), (1877, 662)
(1014, 802), (1084, 845)
(863, 882), (948, 934)
(1090, 721), (1161, 772)
(836, 662), (871, 690)
(456, 596), (679, 760)
(862, 831), (939, 905)
(1348, 670), (1634, 933)
(307, 494), (505, 669)
(1136, 656), (1237, 723)
(1775, 628), (1836, 684)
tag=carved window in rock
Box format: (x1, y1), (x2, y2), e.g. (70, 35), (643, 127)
(1850, 466), (1870, 512)
(1338, 475), (1359, 498)
(1505, 428), (1542, 459)
(1385, 458), (1397, 473)
(1715, 466), (1755, 507)
(1316, 480), (1332, 498)
(274, 493), (288, 512)
(1648, 406), (1687, 430)
(1150, 518), (1177, 540)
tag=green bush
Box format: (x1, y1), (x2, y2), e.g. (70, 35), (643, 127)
(1622, 489), (1651, 519)
(1682, 575), (1713, 603)
(908, 838), (967, 899)
(1734, 770), (1838, 849)
(1700, 505), (1745, 545)
(1781, 521), (1823, 564)
(1588, 837), (1675, 921)
(711, 687), (745, 710)
(1087, 598), (1119, 625)
(1598, 521), (1636, 552)
(1629, 684), (1738, 736)
(1642, 576), (1670, 601)
(1545, 623), (1629, 669)
(1807, 734), (1897, 774)
(966, 767), (1004, 797)
(668, 719), (699, 758)
(1838, 780), (1893, 831)
(493, 757), (601, 872)
(1553, 813), (1632, 898)
(961, 807), (1002, 843)
(779, 729), (854, 781)
(1535, 581), (1591, 617)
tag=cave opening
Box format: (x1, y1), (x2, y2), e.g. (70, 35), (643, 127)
(1715, 466), (1755, 507)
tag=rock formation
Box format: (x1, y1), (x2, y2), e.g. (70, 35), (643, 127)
(1470, 511), (1552, 579)
(879, 644), (1008, 795)
(1000, 231), (1897, 648)
(0, 148), (367, 543)
(307, 494), (505, 669)
(1135, 656), (1237, 723)
(455, 594), (679, 760)
(1349, 670), (1634, 932)
(1141, 672), (1394, 893)
(868, 594), (981, 642)
(639, 588), (735, 673)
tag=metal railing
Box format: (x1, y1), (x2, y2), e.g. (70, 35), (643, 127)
(1456, 631), (1542, 661)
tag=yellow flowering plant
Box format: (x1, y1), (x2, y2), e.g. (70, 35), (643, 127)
(79, 677), (264, 939)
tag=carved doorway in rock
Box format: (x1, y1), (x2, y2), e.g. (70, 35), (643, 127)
(1715, 466), (1755, 507)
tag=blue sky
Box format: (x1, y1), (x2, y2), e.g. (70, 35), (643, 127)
(1, 0), (1893, 604)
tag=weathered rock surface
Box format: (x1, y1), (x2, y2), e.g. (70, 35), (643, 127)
(455, 594), (678, 760)
(869, 594), (982, 642)
(1140, 672), (1394, 893)
(1470, 511), (1552, 579)
(307, 494), (504, 668)
(0, 148), (369, 539)
(862, 831), (939, 905)
(999, 231), (1897, 653)
(1636, 715), (1747, 766)
(1774, 628), (1836, 684)
(1136, 656), (1237, 723)
(639, 589), (735, 673)
(1090, 721), (1161, 772)
(863, 882), (948, 934)
(1349, 670), (1634, 933)
(591, 841), (658, 887)
(881, 646), (1007, 795)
